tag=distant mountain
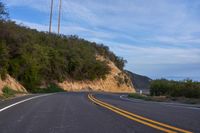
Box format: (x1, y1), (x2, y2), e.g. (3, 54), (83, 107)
(126, 71), (152, 92)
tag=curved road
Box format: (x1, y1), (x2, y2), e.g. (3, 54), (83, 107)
(0, 92), (199, 133)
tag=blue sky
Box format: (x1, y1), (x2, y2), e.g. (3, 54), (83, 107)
(2, 0), (200, 80)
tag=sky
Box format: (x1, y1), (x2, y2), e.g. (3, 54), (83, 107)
(2, 0), (200, 81)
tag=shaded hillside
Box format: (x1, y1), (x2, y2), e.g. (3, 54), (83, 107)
(126, 71), (152, 91)
(0, 2), (129, 92)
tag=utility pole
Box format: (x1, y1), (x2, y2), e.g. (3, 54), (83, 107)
(49, 0), (54, 33)
(58, 0), (62, 34)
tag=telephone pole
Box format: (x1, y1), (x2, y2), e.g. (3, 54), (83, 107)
(49, 0), (54, 33)
(58, 0), (62, 34)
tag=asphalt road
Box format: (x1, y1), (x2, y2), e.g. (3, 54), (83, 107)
(0, 92), (199, 133)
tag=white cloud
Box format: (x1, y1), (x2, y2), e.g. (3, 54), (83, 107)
(14, 19), (49, 31)
(14, 19), (200, 66)
(3, 0), (50, 12)
(10, 1), (200, 46)
(4, 0), (200, 79)
(109, 43), (200, 65)
(14, 19), (116, 40)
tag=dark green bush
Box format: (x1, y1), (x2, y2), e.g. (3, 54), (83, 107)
(150, 79), (200, 98)
(31, 83), (65, 93)
(0, 41), (9, 80)
(93, 44), (127, 70)
(128, 93), (151, 101)
(2, 86), (16, 98)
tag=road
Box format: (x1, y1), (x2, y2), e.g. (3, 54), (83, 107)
(0, 92), (199, 133)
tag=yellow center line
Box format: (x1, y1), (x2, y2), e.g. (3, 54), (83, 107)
(90, 94), (192, 133)
(88, 94), (176, 133)
(88, 94), (192, 133)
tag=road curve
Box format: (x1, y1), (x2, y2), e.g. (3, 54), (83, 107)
(0, 92), (199, 133)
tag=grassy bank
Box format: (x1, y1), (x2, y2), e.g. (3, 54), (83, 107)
(31, 84), (65, 93)
(128, 93), (200, 104)
(129, 79), (200, 104)
(0, 84), (64, 100)
(0, 86), (27, 99)
(150, 79), (200, 98)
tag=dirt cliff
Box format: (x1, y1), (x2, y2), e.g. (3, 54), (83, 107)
(0, 75), (27, 94)
(58, 57), (136, 93)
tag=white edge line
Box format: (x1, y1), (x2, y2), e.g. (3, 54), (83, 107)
(120, 95), (200, 110)
(0, 93), (54, 112)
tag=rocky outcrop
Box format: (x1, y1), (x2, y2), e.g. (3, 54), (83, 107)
(58, 57), (136, 93)
(0, 75), (27, 94)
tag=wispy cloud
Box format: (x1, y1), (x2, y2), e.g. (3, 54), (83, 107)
(5, 0), (200, 46)
(3, 0), (50, 12)
(3, 0), (200, 79)
(14, 19), (49, 31)
(110, 44), (200, 64)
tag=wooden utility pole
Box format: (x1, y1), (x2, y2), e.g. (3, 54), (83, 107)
(49, 0), (54, 33)
(58, 0), (62, 34)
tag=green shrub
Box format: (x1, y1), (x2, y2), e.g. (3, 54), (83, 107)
(128, 93), (151, 100)
(150, 79), (200, 98)
(2, 86), (16, 98)
(31, 83), (65, 93)
(0, 41), (9, 80)
(114, 75), (124, 86)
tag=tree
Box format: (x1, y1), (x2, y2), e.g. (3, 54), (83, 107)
(0, 41), (9, 80)
(0, 2), (8, 20)
(0, 15), (115, 91)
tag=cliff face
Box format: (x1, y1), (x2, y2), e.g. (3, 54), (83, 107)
(0, 75), (27, 94)
(0, 59), (135, 94)
(58, 57), (136, 93)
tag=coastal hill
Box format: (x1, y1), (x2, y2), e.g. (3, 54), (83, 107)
(126, 71), (151, 93)
(0, 18), (135, 93)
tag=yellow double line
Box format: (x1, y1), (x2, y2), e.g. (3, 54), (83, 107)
(88, 94), (192, 133)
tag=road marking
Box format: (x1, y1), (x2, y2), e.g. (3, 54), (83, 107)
(0, 94), (54, 112)
(88, 94), (176, 133)
(120, 95), (200, 110)
(88, 94), (192, 133)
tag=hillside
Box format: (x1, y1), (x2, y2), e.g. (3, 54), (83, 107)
(0, 4), (135, 93)
(59, 56), (134, 93)
(126, 71), (151, 92)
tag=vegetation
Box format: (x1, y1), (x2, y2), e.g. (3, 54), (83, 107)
(2, 86), (17, 98)
(93, 44), (127, 70)
(128, 79), (200, 104)
(0, 2), (126, 92)
(128, 93), (200, 104)
(128, 93), (151, 101)
(114, 72), (131, 87)
(31, 84), (65, 93)
(0, 41), (9, 80)
(150, 79), (200, 98)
